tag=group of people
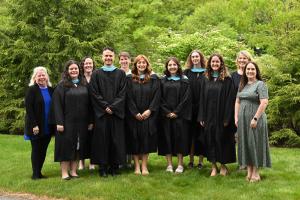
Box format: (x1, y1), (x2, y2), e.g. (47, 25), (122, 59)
(24, 47), (271, 183)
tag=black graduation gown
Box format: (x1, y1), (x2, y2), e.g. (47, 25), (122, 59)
(53, 82), (90, 162)
(25, 84), (55, 138)
(126, 74), (160, 154)
(89, 68), (126, 165)
(198, 77), (236, 164)
(183, 69), (206, 155)
(158, 76), (192, 156)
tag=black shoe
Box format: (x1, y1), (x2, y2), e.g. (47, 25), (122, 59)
(187, 162), (194, 169)
(31, 175), (40, 180)
(70, 174), (80, 179)
(197, 163), (203, 170)
(62, 176), (71, 180)
(110, 168), (121, 176)
(39, 173), (48, 179)
(99, 170), (108, 178)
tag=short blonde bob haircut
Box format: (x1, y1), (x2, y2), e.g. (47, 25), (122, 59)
(29, 66), (52, 87)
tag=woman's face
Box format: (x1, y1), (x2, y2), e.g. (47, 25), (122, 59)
(211, 56), (221, 72)
(245, 63), (257, 80)
(35, 70), (48, 87)
(167, 60), (178, 76)
(136, 58), (147, 73)
(119, 56), (131, 69)
(68, 64), (79, 79)
(191, 52), (201, 65)
(83, 58), (93, 73)
(237, 54), (249, 69)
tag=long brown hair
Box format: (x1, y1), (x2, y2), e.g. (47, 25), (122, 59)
(164, 57), (183, 77)
(62, 60), (86, 87)
(132, 55), (152, 84)
(238, 61), (262, 92)
(205, 53), (230, 81)
(184, 50), (206, 69)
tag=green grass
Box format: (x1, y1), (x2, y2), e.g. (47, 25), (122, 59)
(0, 135), (299, 200)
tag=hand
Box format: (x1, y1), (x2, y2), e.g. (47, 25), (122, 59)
(200, 121), (205, 127)
(224, 122), (228, 127)
(142, 110), (151, 120)
(169, 112), (177, 119)
(57, 125), (64, 132)
(32, 126), (39, 135)
(105, 107), (113, 114)
(250, 119), (257, 128)
(166, 113), (172, 118)
(88, 124), (93, 130)
(135, 113), (144, 121)
(235, 118), (238, 127)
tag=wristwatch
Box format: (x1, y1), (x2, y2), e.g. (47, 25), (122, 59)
(253, 117), (258, 121)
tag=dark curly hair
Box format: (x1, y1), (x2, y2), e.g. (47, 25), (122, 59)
(62, 60), (86, 87)
(163, 57), (183, 77)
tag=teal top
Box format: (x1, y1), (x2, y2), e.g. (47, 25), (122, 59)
(101, 65), (117, 71)
(191, 67), (206, 73)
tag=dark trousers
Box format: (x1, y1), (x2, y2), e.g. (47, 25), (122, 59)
(30, 136), (51, 177)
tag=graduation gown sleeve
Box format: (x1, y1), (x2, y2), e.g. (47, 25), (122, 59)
(52, 83), (65, 126)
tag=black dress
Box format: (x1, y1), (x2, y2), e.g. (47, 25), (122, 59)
(126, 74), (160, 154)
(183, 69), (206, 156)
(53, 81), (91, 162)
(158, 76), (192, 156)
(89, 68), (127, 165)
(198, 77), (236, 164)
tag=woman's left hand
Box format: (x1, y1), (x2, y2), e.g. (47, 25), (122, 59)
(142, 110), (151, 120)
(32, 126), (39, 135)
(88, 124), (93, 130)
(250, 119), (257, 128)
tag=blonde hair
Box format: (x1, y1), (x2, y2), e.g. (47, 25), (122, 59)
(29, 66), (52, 87)
(235, 50), (253, 70)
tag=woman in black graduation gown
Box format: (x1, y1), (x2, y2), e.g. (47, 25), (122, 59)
(53, 60), (91, 180)
(231, 51), (253, 94)
(78, 56), (95, 170)
(183, 50), (207, 169)
(158, 57), (192, 174)
(25, 66), (55, 180)
(126, 55), (160, 175)
(198, 54), (236, 176)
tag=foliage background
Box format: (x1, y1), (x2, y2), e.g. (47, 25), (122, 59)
(0, 0), (299, 145)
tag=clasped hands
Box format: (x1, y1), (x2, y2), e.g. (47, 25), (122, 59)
(135, 109), (151, 121)
(166, 112), (177, 119)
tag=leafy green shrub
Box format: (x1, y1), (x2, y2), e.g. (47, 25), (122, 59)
(270, 128), (300, 148)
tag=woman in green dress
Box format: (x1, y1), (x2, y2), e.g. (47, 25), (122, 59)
(235, 61), (271, 182)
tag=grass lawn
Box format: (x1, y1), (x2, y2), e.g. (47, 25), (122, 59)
(0, 135), (299, 200)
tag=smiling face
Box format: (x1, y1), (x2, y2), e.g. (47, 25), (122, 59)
(102, 49), (115, 66)
(237, 53), (249, 70)
(35, 70), (48, 87)
(167, 59), (178, 76)
(136, 58), (147, 74)
(211, 56), (221, 72)
(119, 55), (131, 69)
(191, 52), (201, 66)
(83, 58), (94, 73)
(245, 63), (257, 80)
(68, 64), (79, 79)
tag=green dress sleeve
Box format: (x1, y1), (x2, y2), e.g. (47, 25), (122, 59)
(257, 81), (269, 99)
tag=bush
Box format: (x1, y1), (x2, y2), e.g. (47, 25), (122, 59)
(270, 128), (300, 148)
